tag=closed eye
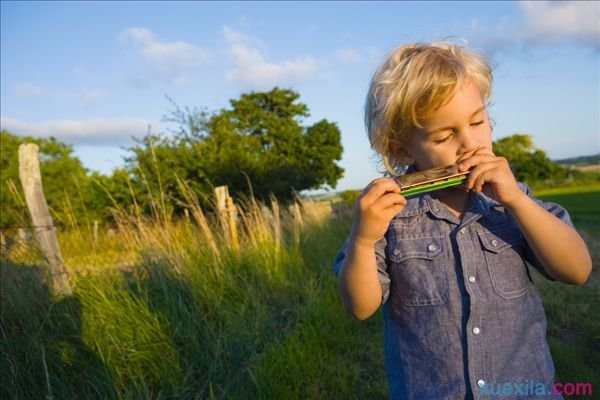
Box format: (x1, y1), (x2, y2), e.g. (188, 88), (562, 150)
(433, 121), (485, 144)
(434, 135), (452, 144)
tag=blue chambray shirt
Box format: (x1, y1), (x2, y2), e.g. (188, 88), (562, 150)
(332, 181), (572, 400)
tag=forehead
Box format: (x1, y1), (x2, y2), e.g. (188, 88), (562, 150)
(426, 81), (484, 124)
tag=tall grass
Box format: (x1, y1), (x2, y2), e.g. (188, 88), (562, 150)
(2, 182), (598, 399)
(1, 181), (388, 399)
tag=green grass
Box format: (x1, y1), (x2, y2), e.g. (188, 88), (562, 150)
(529, 185), (600, 389)
(1, 186), (598, 399)
(1, 204), (390, 399)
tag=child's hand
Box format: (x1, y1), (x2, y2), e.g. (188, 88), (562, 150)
(350, 178), (407, 247)
(457, 147), (526, 209)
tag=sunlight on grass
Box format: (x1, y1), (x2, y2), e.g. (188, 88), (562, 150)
(2, 184), (598, 398)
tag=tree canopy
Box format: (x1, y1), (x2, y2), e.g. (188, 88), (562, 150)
(1, 88), (344, 228)
(128, 87), (344, 211)
(492, 134), (566, 182)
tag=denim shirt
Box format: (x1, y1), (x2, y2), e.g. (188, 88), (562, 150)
(332, 182), (572, 400)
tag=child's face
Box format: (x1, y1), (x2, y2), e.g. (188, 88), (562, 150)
(405, 79), (493, 170)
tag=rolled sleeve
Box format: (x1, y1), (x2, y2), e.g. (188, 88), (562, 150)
(332, 235), (391, 304)
(517, 182), (575, 282)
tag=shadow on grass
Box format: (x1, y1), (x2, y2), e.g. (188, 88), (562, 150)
(121, 249), (308, 399)
(0, 259), (116, 399)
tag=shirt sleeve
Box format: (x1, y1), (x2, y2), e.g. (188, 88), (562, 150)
(332, 234), (391, 304)
(517, 182), (575, 282)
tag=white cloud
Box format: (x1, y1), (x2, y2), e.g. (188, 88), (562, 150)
(519, 1), (600, 48)
(470, 1), (600, 58)
(14, 82), (44, 98)
(120, 27), (210, 85)
(223, 26), (319, 88)
(1, 116), (161, 146)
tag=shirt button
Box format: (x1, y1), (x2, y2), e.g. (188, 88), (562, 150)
(491, 239), (499, 247)
(427, 243), (438, 252)
(459, 228), (466, 235)
(473, 327), (481, 335)
(468, 276), (476, 283)
(477, 379), (486, 388)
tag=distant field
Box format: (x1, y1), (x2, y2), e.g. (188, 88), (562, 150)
(535, 184), (600, 233)
(572, 164), (600, 173)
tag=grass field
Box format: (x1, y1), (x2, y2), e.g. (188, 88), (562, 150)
(531, 185), (600, 389)
(1, 185), (598, 399)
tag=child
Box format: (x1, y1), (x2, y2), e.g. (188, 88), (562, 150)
(332, 41), (592, 400)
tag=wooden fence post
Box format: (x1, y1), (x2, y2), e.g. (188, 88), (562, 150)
(0, 230), (6, 256)
(18, 143), (72, 297)
(214, 185), (239, 252)
(93, 220), (99, 245)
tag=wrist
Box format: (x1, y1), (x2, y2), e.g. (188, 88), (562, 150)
(350, 233), (376, 250)
(503, 191), (530, 213)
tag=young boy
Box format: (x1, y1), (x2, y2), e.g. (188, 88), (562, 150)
(332, 42), (592, 400)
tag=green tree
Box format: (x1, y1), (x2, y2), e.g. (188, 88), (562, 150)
(493, 134), (565, 184)
(128, 87), (344, 211)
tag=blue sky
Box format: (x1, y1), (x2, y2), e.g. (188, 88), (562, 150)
(2, 1), (599, 193)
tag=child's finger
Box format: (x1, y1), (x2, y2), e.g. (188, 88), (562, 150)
(374, 192), (406, 210)
(458, 153), (496, 172)
(472, 169), (496, 193)
(466, 161), (498, 190)
(457, 146), (494, 164)
(362, 178), (401, 206)
(382, 202), (407, 219)
(361, 177), (392, 198)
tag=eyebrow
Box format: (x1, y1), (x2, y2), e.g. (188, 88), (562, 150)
(427, 105), (486, 134)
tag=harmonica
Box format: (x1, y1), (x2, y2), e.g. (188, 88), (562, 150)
(394, 164), (470, 197)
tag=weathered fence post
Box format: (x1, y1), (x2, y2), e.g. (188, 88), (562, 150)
(18, 143), (72, 297)
(214, 185), (239, 252)
(93, 220), (99, 244)
(0, 230), (6, 256)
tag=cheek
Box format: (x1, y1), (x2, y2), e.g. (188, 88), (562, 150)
(478, 126), (493, 148)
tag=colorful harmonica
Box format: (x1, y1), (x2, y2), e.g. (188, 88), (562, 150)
(394, 164), (470, 197)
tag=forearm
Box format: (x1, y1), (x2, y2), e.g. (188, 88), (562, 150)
(506, 194), (592, 285)
(339, 236), (382, 320)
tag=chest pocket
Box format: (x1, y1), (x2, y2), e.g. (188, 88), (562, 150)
(387, 236), (448, 307)
(478, 228), (531, 299)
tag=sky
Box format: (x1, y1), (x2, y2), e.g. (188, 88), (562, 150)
(1, 1), (599, 194)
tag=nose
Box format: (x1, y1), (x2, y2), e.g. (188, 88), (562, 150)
(456, 132), (480, 155)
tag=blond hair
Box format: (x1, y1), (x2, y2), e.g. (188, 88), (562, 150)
(364, 40), (494, 176)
